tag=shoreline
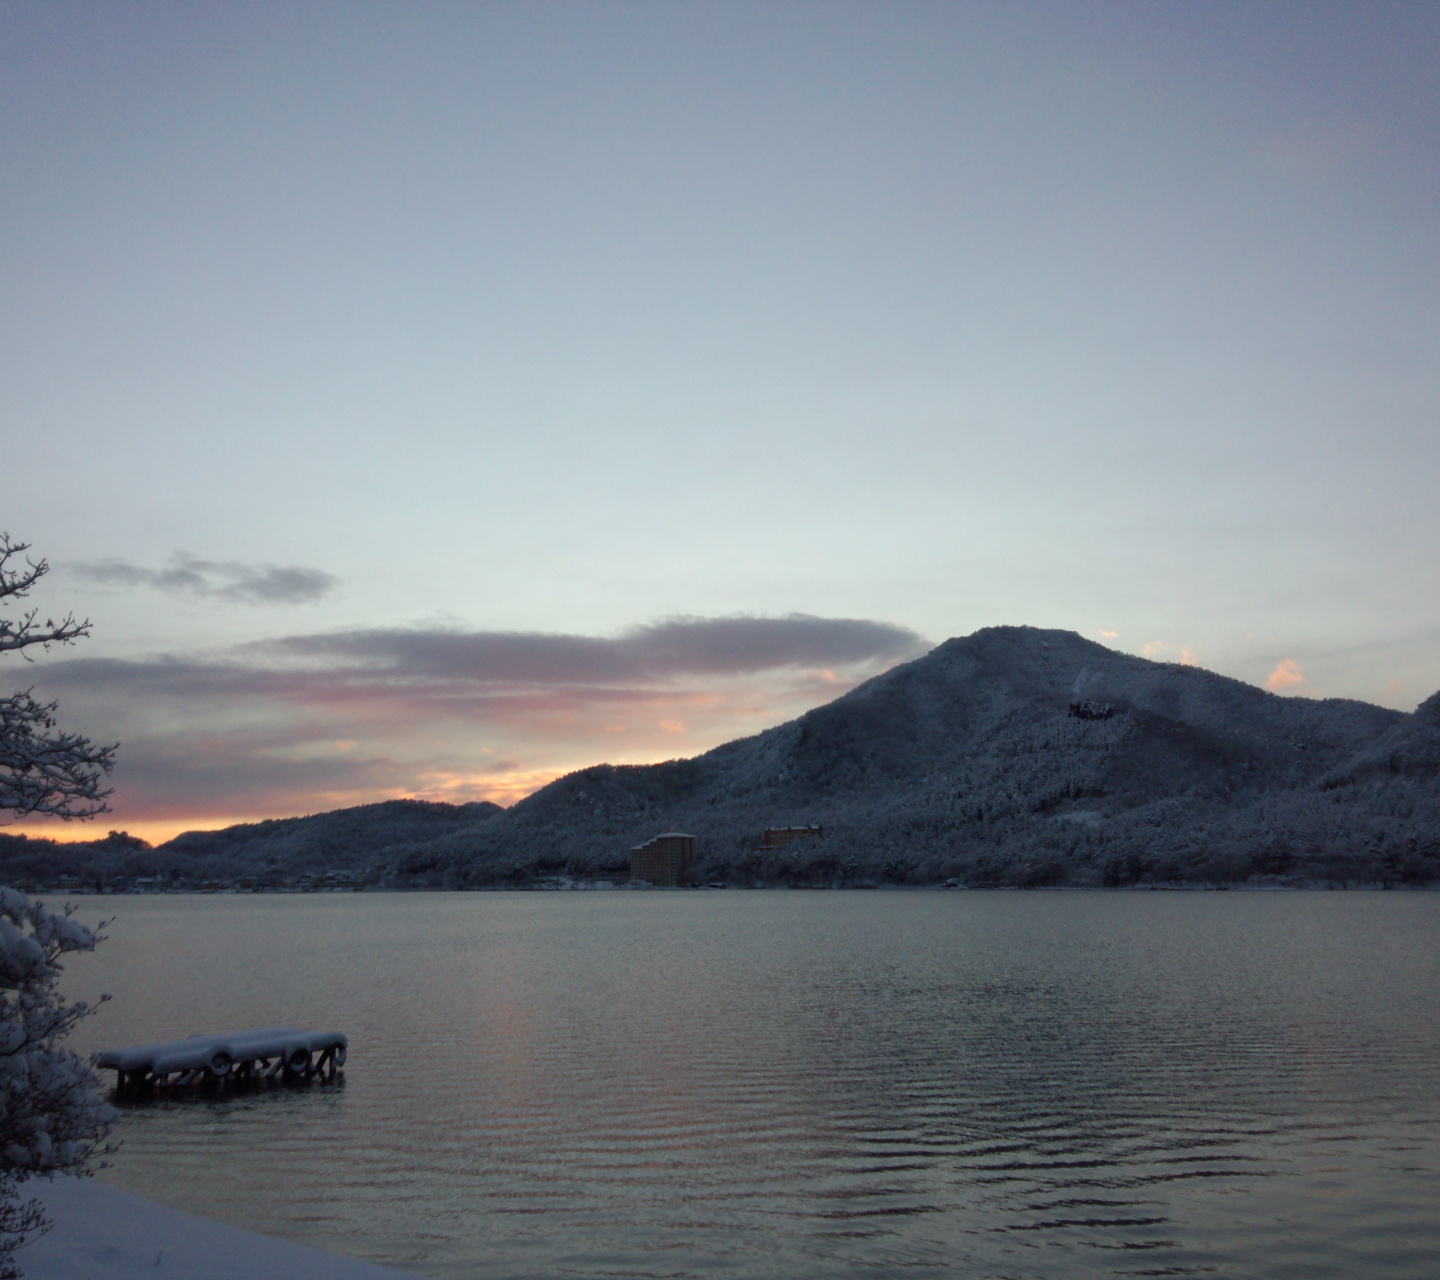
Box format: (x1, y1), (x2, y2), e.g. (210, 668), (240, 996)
(18, 1177), (423, 1280)
(37, 878), (1440, 897)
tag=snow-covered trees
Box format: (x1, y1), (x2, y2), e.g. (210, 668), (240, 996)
(0, 536), (118, 1275)
(0, 889), (112, 1173)
(0, 534), (116, 820)
(0, 888), (114, 1277)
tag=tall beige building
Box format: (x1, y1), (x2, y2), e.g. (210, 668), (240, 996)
(630, 832), (696, 886)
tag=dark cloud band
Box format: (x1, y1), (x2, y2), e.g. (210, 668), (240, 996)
(257, 613), (927, 684)
(39, 614), (926, 700)
(20, 614), (928, 822)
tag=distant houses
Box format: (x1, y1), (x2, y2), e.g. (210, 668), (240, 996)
(760, 824), (824, 850)
(627, 825), (826, 886)
(630, 832), (696, 886)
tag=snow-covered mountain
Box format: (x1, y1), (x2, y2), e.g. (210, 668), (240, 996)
(8, 628), (1438, 888)
(394, 626), (1438, 887)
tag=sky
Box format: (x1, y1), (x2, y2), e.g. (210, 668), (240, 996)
(2, 1), (1438, 843)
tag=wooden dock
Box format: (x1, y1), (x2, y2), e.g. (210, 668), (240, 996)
(95, 1027), (347, 1092)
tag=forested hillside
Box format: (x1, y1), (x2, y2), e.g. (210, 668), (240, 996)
(0, 798), (502, 888)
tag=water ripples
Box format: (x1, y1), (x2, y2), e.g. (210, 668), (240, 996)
(68, 889), (1440, 1279)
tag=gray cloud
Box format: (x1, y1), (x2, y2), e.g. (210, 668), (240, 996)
(23, 615), (929, 823)
(37, 615), (928, 707)
(101, 729), (405, 817)
(93, 730), (535, 818)
(70, 554), (338, 604)
(255, 614), (927, 685)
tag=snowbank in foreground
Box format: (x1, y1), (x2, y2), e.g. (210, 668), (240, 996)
(18, 1177), (424, 1280)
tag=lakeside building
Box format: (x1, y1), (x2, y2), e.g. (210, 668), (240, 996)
(760, 824), (824, 850)
(630, 832), (696, 886)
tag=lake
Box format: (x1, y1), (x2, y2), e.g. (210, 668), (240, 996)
(63, 889), (1440, 1279)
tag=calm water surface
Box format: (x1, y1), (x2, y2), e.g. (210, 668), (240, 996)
(63, 890), (1440, 1279)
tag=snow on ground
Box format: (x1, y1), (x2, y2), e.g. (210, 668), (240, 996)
(18, 1177), (424, 1280)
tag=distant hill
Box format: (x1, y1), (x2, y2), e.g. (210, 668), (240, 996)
(160, 798), (504, 874)
(7, 628), (1439, 889)
(0, 798), (502, 889)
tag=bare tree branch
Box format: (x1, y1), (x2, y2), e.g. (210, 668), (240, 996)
(0, 534), (92, 657)
(0, 534), (118, 820)
(0, 1178), (49, 1280)
(0, 691), (116, 819)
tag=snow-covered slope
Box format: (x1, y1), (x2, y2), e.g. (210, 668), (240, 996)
(1322, 689), (1440, 786)
(404, 627), (1436, 886)
(19, 1177), (421, 1280)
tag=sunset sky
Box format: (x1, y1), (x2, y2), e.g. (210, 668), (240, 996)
(4, 2), (1438, 843)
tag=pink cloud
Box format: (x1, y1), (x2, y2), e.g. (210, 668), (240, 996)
(1140, 640), (1198, 665)
(1266, 659), (1306, 692)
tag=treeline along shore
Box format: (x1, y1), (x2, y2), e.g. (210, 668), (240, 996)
(8, 628), (1440, 891)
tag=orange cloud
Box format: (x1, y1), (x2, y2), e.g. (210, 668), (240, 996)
(408, 767), (566, 809)
(1099, 630), (1118, 639)
(1266, 659), (1305, 692)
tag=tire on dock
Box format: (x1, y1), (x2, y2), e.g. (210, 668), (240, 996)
(97, 1028), (348, 1093)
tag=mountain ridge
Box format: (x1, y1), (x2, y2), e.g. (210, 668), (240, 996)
(6, 628), (1438, 888)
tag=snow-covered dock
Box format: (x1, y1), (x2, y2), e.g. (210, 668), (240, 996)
(95, 1027), (347, 1090)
